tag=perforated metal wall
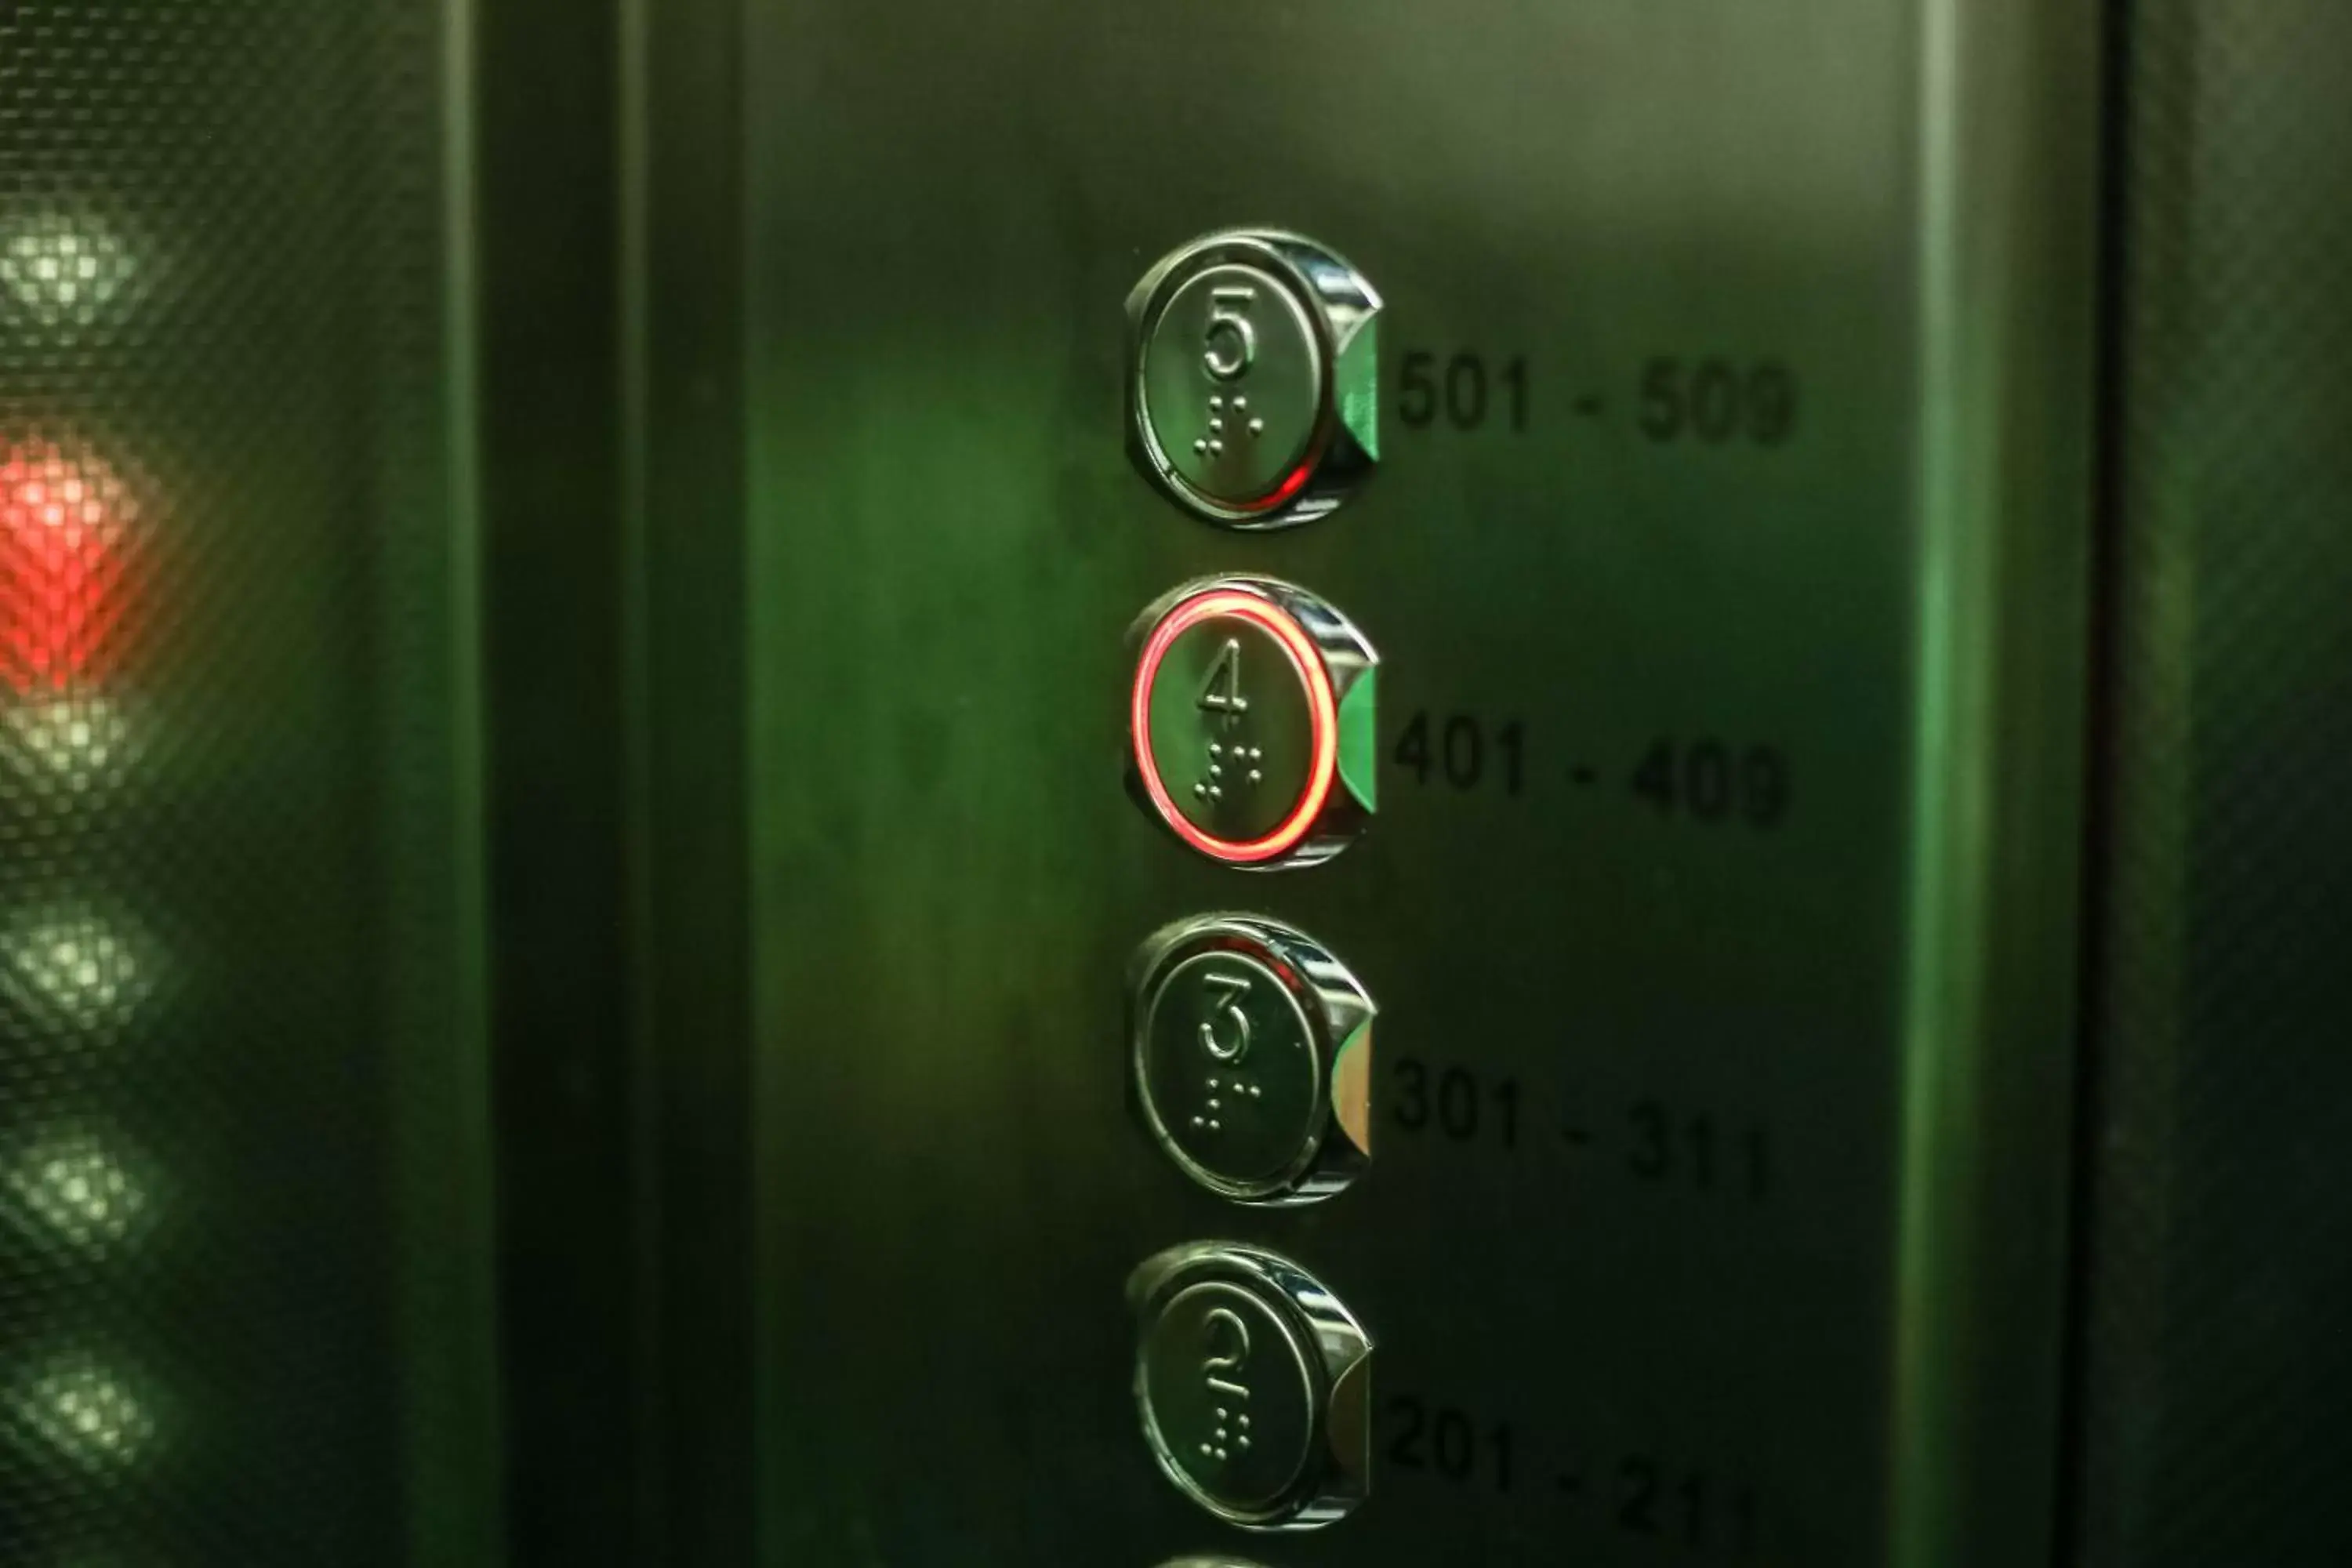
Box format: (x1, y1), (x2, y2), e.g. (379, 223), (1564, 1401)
(0, 4), (495, 1563)
(2074, 4), (2352, 1564)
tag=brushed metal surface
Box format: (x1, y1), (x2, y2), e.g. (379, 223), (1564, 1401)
(743, 3), (2093, 1563)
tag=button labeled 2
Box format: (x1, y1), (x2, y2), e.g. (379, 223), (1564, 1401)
(1130, 1242), (1373, 1530)
(1127, 576), (1377, 869)
(1130, 914), (1374, 1205)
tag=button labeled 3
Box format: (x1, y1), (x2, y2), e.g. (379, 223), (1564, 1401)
(1127, 230), (1381, 528)
(1130, 1243), (1373, 1530)
(1127, 576), (1377, 869)
(1131, 914), (1374, 1204)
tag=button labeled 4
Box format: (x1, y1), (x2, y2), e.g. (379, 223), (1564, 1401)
(1127, 575), (1378, 869)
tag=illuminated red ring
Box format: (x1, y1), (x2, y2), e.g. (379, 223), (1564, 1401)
(1131, 588), (1338, 865)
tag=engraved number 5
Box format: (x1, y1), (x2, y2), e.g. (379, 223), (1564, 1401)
(1204, 288), (1256, 382)
(1200, 969), (1253, 1064)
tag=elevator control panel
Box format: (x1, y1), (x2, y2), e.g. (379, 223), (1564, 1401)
(1127, 575), (1377, 869)
(1130, 914), (1374, 1205)
(1131, 1242), (1374, 1530)
(1123, 233), (1385, 1528)
(749, 4), (2093, 1560)
(1127, 230), (1381, 528)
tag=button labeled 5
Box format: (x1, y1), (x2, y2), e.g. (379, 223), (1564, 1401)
(1127, 230), (1381, 529)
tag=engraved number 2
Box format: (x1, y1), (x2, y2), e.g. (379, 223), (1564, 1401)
(1203, 1305), (1251, 1399)
(1205, 288), (1256, 382)
(1199, 969), (1252, 1064)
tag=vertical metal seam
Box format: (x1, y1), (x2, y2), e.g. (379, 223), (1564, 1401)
(1891, 0), (1969, 1552)
(617, 0), (666, 1555)
(429, 0), (508, 1558)
(1893, 1), (2098, 1564)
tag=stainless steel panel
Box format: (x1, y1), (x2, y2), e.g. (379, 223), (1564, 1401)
(744, 4), (2094, 1563)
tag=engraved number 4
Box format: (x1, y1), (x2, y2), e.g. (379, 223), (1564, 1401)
(1197, 637), (1247, 720)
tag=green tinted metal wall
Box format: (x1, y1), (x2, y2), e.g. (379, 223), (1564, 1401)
(740, 2), (2094, 1564)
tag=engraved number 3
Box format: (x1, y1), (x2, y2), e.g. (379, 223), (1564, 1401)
(1200, 970), (1253, 1064)
(1204, 288), (1256, 382)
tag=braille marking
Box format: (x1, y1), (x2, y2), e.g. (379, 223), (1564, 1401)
(1203, 1406), (1253, 1461)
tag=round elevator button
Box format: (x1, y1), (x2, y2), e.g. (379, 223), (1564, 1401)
(1142, 594), (1325, 851)
(1127, 230), (1381, 528)
(1140, 1281), (1319, 1516)
(1127, 577), (1377, 871)
(1140, 263), (1323, 515)
(1130, 1242), (1374, 1532)
(1130, 914), (1376, 1206)
(1144, 951), (1319, 1190)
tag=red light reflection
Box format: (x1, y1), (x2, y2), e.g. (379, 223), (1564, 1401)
(2, 441), (134, 694)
